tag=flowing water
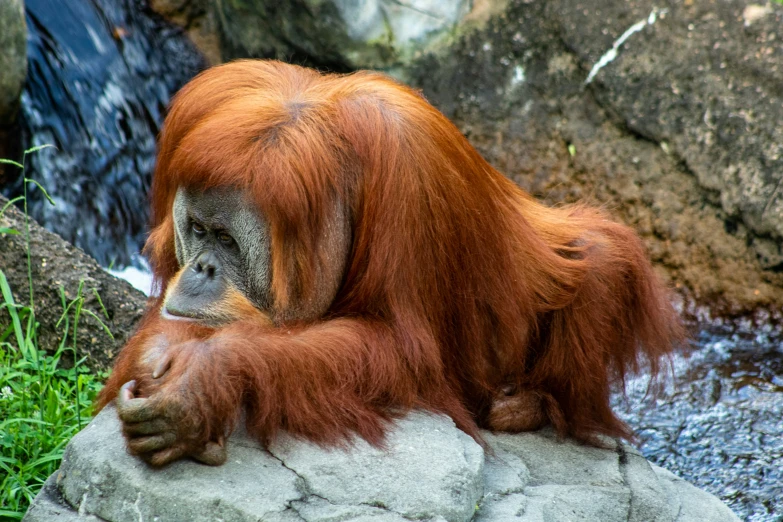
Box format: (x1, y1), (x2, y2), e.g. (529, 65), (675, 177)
(614, 311), (783, 521)
(4, 0), (204, 267)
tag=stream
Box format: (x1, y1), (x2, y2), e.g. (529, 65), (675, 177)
(4, 0), (203, 267)
(613, 311), (783, 521)
(5, 1), (782, 520)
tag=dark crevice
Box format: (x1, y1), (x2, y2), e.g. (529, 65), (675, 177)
(615, 442), (634, 522)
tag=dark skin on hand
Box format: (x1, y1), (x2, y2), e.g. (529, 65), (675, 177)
(118, 380), (227, 467)
(117, 344), (230, 467)
(96, 60), (682, 468)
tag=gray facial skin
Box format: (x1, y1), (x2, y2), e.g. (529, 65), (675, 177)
(167, 185), (351, 325)
(170, 186), (272, 315)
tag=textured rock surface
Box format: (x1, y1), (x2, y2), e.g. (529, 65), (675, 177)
(269, 412), (484, 522)
(405, 0), (783, 312)
(0, 0), (26, 179)
(24, 407), (739, 522)
(558, 0), (783, 244)
(0, 194), (147, 371)
(0, 0), (26, 123)
(152, 0), (473, 69)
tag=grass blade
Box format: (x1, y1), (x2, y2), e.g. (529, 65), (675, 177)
(0, 270), (25, 351)
(1, 196), (25, 215)
(23, 179), (55, 206)
(23, 144), (55, 155)
(0, 159), (23, 169)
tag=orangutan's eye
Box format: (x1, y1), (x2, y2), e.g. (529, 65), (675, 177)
(217, 231), (234, 247)
(192, 222), (206, 236)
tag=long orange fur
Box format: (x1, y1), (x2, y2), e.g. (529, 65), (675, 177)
(97, 60), (682, 450)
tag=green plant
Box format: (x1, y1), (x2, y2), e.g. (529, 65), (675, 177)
(0, 147), (110, 519)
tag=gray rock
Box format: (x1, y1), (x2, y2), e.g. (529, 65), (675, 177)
(290, 499), (410, 522)
(473, 492), (527, 521)
(522, 485), (630, 522)
(24, 407), (740, 522)
(0, 0), (26, 124)
(207, 0), (471, 70)
(40, 407), (303, 522)
(485, 430), (623, 487)
(333, 0), (468, 44)
(620, 446), (671, 522)
(268, 411), (484, 522)
(22, 475), (101, 522)
(651, 466), (739, 522)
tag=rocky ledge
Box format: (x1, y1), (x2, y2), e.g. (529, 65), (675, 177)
(24, 407), (738, 522)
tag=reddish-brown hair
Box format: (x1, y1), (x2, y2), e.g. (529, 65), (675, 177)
(99, 60), (681, 450)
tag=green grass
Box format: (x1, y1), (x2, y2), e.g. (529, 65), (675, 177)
(0, 147), (110, 520)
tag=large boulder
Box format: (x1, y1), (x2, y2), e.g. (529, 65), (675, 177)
(213, 0), (472, 70)
(24, 407), (739, 522)
(151, 0), (474, 69)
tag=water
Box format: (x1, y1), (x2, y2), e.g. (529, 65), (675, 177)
(4, 0), (204, 267)
(106, 254), (152, 294)
(614, 314), (783, 521)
